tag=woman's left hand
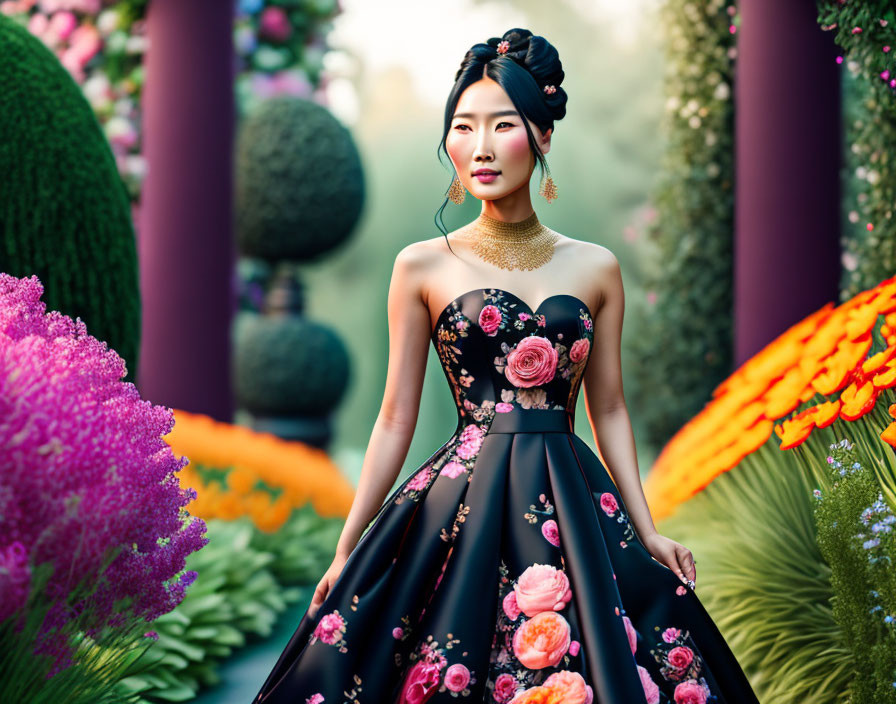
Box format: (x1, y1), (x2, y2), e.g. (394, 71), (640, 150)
(641, 532), (697, 588)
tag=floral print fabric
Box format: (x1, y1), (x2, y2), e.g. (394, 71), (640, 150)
(252, 288), (760, 704)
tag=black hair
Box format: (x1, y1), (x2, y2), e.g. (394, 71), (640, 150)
(434, 28), (567, 252)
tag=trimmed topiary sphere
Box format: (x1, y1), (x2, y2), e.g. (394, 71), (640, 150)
(0, 14), (141, 384)
(232, 312), (351, 417)
(235, 96), (365, 262)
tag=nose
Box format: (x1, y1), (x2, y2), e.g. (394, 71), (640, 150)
(473, 132), (494, 163)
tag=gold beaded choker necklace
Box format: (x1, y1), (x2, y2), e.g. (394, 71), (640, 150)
(458, 211), (559, 271)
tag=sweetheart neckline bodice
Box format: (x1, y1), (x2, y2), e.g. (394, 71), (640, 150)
(429, 287), (593, 338)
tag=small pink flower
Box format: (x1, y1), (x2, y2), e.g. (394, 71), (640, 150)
(502, 590), (521, 621)
(479, 304), (502, 335)
(393, 627), (404, 639)
(505, 336), (558, 388)
(406, 468), (433, 492)
(443, 663), (471, 692)
(456, 424), (484, 459)
(568, 639), (580, 656)
(306, 694), (325, 704)
(662, 626), (682, 643)
(676, 585), (688, 595)
(541, 519), (560, 547)
(497, 39), (510, 54)
(312, 610), (346, 645)
(493, 673), (518, 702)
(496, 402), (514, 413)
(569, 338), (590, 364)
(259, 6), (292, 42)
(673, 679), (709, 704)
(440, 460), (466, 478)
(599, 492), (619, 515)
(584, 317), (593, 330)
(518, 312), (531, 321)
(622, 615), (638, 654)
(667, 645), (694, 670)
(48, 10), (77, 41)
(637, 665), (661, 704)
(543, 84), (557, 95)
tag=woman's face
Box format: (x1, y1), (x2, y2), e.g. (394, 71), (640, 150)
(446, 76), (551, 202)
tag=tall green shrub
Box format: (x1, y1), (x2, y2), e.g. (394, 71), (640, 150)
(0, 14), (140, 383)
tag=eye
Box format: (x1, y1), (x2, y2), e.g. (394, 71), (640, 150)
(496, 121), (513, 129)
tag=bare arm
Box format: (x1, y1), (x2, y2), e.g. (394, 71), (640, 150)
(581, 249), (696, 584)
(581, 250), (658, 542)
(334, 244), (432, 559)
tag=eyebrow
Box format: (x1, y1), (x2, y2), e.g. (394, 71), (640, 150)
(451, 110), (520, 120)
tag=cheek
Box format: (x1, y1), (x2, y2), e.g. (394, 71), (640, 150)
(445, 135), (467, 165)
(502, 132), (531, 162)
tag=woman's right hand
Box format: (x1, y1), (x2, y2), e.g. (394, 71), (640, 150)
(306, 553), (349, 620)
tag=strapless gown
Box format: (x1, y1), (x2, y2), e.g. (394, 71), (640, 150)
(252, 287), (760, 704)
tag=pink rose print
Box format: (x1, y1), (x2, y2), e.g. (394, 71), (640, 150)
(637, 665), (661, 704)
(493, 672), (518, 702)
(306, 694), (325, 704)
(518, 312), (531, 321)
(502, 590), (521, 621)
(667, 645), (695, 671)
(398, 658), (444, 704)
(569, 337), (590, 364)
(541, 519), (561, 547)
(393, 627), (404, 639)
(514, 563), (573, 616)
(583, 317), (593, 331)
(568, 639), (580, 656)
(456, 423), (485, 460)
(512, 611), (571, 669)
(479, 304), (502, 335)
(662, 627), (682, 643)
(496, 402), (514, 413)
(543, 670), (589, 704)
(440, 460), (466, 478)
(673, 679), (710, 704)
(622, 615), (638, 654)
(443, 663), (471, 692)
(676, 585), (688, 595)
(585, 684), (594, 704)
(504, 336), (558, 388)
(407, 468), (433, 492)
(312, 610), (346, 645)
(599, 491), (619, 515)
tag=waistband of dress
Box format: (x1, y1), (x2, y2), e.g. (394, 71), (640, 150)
(472, 407), (574, 435)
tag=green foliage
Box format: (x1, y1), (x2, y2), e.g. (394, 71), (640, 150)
(235, 95), (365, 262)
(658, 441), (849, 703)
(814, 438), (896, 702)
(815, 2), (896, 300)
(232, 311), (351, 415)
(0, 561), (153, 704)
(0, 14), (141, 384)
(628, 0), (737, 449)
(116, 505), (342, 702)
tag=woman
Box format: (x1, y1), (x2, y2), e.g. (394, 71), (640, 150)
(253, 27), (760, 704)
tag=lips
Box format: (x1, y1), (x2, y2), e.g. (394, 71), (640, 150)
(473, 169), (500, 175)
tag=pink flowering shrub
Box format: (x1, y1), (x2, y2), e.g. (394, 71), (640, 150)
(0, 273), (208, 674)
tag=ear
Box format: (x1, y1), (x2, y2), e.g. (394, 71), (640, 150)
(540, 127), (552, 156)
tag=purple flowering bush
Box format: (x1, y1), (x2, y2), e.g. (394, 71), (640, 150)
(0, 273), (208, 678)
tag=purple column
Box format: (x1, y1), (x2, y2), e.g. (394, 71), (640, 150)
(137, 0), (235, 421)
(734, 0), (842, 365)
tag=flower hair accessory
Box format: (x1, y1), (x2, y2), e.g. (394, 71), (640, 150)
(543, 84), (557, 95)
(496, 39), (510, 54)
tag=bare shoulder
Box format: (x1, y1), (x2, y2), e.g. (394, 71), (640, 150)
(555, 235), (620, 310)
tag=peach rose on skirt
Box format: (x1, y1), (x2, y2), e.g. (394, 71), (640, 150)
(479, 304), (503, 335)
(543, 670), (589, 704)
(514, 564), (573, 617)
(504, 336), (558, 387)
(512, 611), (571, 669)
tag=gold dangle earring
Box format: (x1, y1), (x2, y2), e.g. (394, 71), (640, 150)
(447, 172), (466, 204)
(539, 162), (558, 203)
